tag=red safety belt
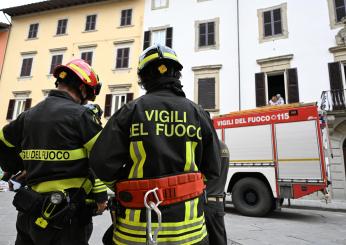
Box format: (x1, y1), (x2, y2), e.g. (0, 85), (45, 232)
(115, 173), (205, 209)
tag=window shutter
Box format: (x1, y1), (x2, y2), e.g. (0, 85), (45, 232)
(166, 27), (173, 48)
(198, 78), (215, 110)
(255, 72), (266, 107)
(120, 10), (126, 26)
(143, 31), (151, 50)
(123, 48), (129, 68)
(6, 99), (15, 120)
(127, 9), (132, 25)
(25, 98), (32, 110)
(287, 68), (300, 103)
(104, 94), (112, 117)
(328, 62), (344, 90)
(328, 62), (345, 110)
(126, 93), (134, 103)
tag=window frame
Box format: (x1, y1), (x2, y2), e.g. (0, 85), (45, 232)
(28, 23), (39, 39)
(110, 93), (128, 115)
(56, 18), (68, 35)
(265, 71), (288, 105)
(49, 53), (64, 75)
(85, 14), (97, 32)
(80, 49), (94, 66)
(328, 0), (346, 29)
(115, 47), (130, 69)
(19, 55), (34, 78)
(257, 3), (288, 43)
(263, 8), (282, 37)
(120, 9), (133, 27)
(195, 18), (220, 52)
(113, 41), (134, 70)
(151, 0), (169, 10)
(12, 98), (26, 120)
(192, 65), (222, 112)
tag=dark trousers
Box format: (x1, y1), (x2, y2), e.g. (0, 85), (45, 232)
(15, 211), (92, 245)
(204, 200), (227, 245)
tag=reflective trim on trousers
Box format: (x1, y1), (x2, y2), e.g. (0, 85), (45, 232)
(114, 223), (207, 245)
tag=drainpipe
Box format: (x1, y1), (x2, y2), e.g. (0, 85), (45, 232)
(236, 0), (241, 111)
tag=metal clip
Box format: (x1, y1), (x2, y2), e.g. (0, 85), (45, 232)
(144, 188), (162, 245)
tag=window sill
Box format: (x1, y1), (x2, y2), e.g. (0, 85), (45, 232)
(25, 37), (38, 41)
(196, 44), (219, 52)
(205, 108), (219, 112)
(151, 6), (169, 10)
(117, 25), (134, 29)
(17, 76), (33, 80)
(82, 29), (98, 33)
(112, 68), (132, 72)
(259, 33), (288, 43)
(54, 33), (68, 37)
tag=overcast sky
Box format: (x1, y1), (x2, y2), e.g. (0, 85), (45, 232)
(0, 0), (45, 23)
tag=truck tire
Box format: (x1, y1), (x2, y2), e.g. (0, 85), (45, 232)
(232, 177), (273, 217)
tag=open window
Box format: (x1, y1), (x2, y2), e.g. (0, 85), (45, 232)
(255, 68), (299, 107)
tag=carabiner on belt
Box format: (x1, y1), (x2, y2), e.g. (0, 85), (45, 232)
(144, 187), (162, 245)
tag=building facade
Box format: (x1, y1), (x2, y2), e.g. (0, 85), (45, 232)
(0, 0), (144, 125)
(0, 22), (9, 78)
(1, 0), (346, 200)
(143, 0), (346, 200)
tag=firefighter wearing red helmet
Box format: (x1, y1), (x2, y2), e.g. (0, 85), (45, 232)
(0, 59), (107, 245)
(90, 44), (221, 245)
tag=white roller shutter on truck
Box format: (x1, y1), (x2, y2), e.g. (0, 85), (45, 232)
(225, 125), (273, 163)
(275, 120), (322, 181)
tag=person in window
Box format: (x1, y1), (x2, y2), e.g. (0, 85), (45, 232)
(269, 95), (278, 105)
(276, 94), (285, 105)
(90, 44), (221, 245)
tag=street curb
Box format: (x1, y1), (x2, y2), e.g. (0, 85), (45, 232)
(282, 204), (346, 213)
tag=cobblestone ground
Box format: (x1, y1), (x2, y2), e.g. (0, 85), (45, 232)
(1, 192), (346, 245)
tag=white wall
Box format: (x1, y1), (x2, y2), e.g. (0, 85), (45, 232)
(143, 0), (239, 114)
(143, 0), (340, 113)
(240, 0), (338, 109)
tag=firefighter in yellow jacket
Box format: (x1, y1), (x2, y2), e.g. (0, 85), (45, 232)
(0, 59), (107, 245)
(90, 44), (221, 245)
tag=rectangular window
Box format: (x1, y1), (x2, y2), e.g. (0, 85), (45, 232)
(85, 15), (97, 31)
(111, 94), (127, 115)
(152, 0), (169, 9)
(7, 98), (31, 120)
(56, 19), (68, 35)
(335, 0), (346, 22)
(263, 8), (282, 37)
(104, 93), (133, 117)
(13, 99), (26, 120)
(81, 51), (93, 65)
(116, 48), (130, 69)
(198, 22), (215, 47)
(152, 29), (166, 46)
(198, 78), (215, 110)
(49, 54), (63, 74)
(20, 58), (33, 77)
(28, 23), (39, 39)
(120, 9), (132, 26)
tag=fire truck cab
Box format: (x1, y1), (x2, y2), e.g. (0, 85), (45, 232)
(213, 103), (328, 216)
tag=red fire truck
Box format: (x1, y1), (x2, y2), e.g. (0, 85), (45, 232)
(213, 103), (328, 216)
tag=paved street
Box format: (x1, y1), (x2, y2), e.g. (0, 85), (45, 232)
(1, 192), (346, 245)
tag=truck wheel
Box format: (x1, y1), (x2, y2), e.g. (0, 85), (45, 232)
(232, 177), (273, 217)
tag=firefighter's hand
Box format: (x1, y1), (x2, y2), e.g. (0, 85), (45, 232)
(96, 201), (108, 214)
